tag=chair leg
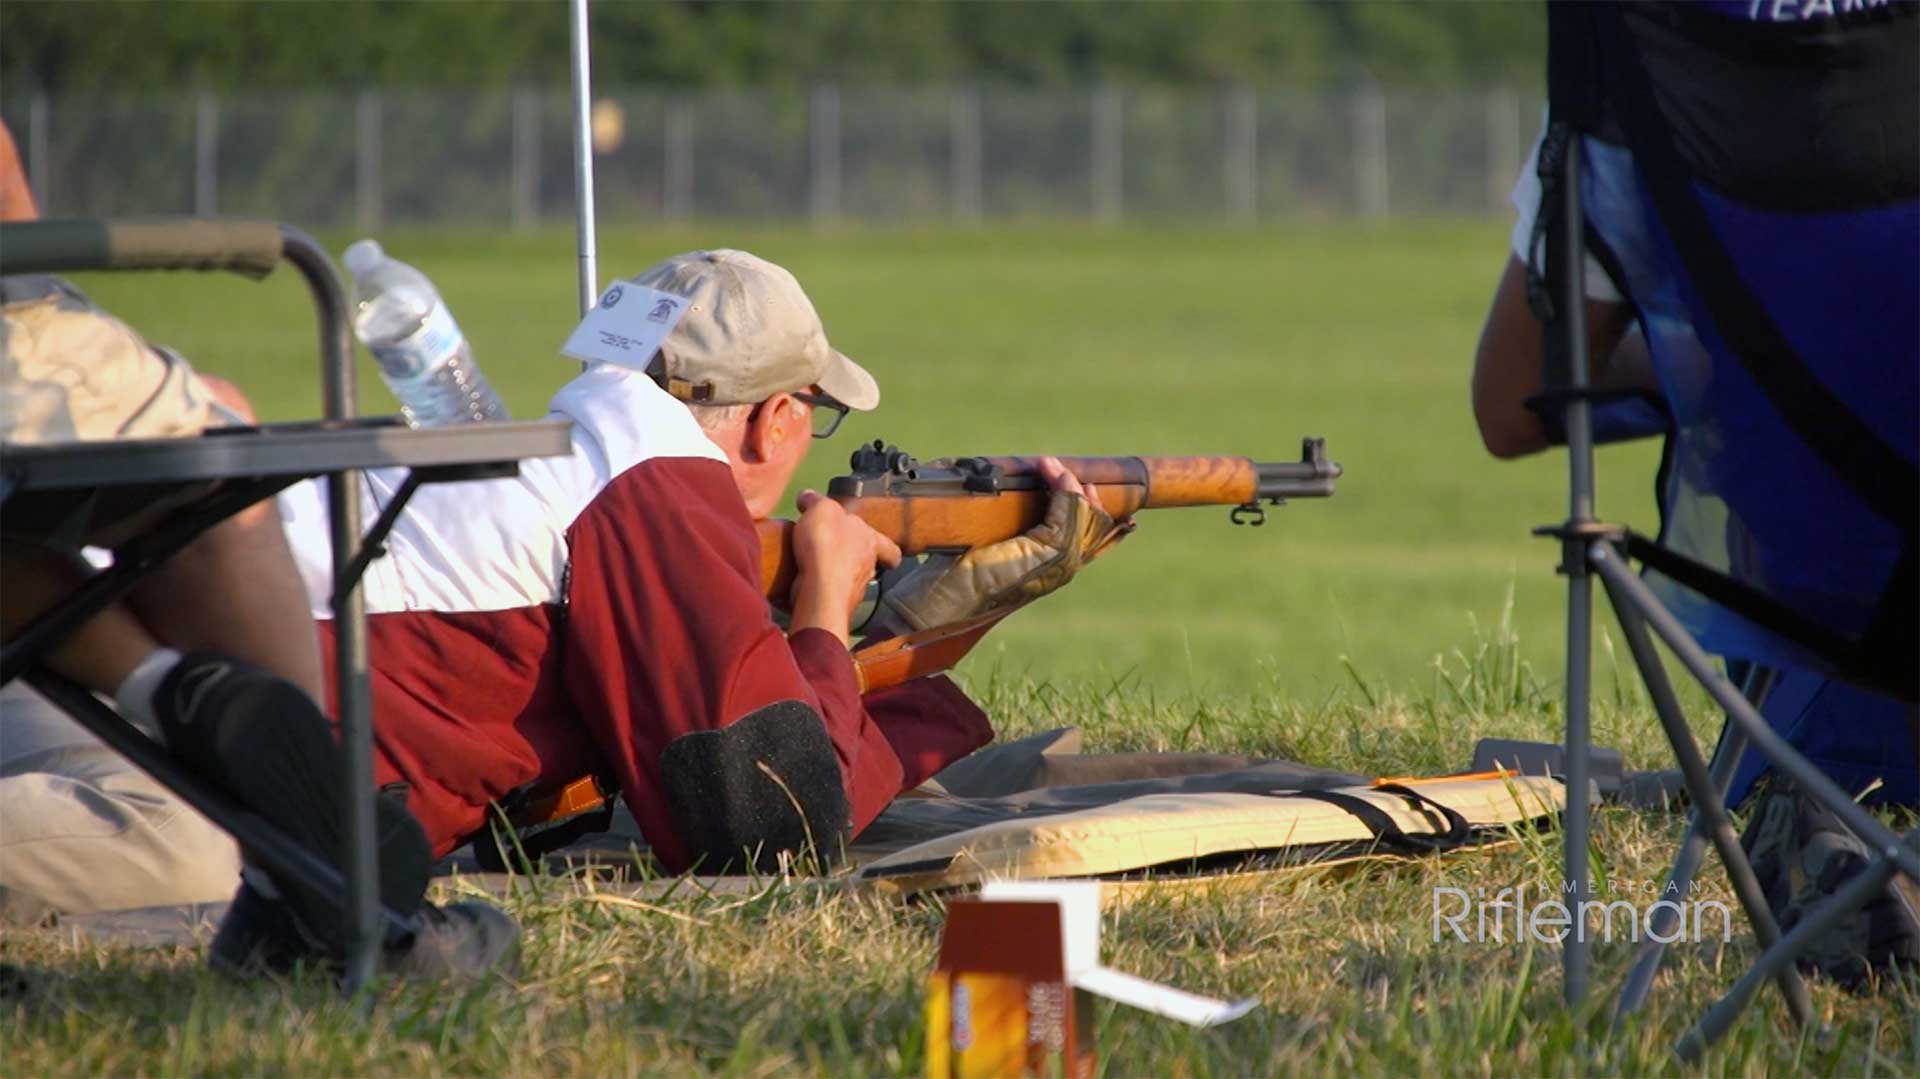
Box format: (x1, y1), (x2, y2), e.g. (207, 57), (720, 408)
(326, 464), (381, 996)
(1613, 671), (1769, 1025)
(1562, 554), (1596, 1006)
(1598, 562), (1814, 1028)
(1591, 544), (1920, 885)
(1676, 834), (1913, 1060)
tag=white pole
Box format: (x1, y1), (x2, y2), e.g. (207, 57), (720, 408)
(569, 0), (598, 316)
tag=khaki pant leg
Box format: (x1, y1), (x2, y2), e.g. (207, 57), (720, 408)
(2, 275), (214, 443)
(0, 685), (240, 923)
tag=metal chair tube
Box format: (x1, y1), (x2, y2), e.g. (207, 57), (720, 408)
(279, 225), (381, 994)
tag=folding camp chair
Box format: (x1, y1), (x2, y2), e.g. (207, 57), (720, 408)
(1527, 0), (1919, 1057)
(0, 218), (572, 989)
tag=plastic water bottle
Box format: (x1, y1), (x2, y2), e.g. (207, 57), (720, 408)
(342, 240), (508, 426)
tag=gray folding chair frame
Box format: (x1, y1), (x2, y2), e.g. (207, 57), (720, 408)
(0, 218), (572, 991)
(1538, 135), (1920, 1058)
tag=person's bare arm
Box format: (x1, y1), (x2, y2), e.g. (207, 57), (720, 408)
(1, 545), (160, 691)
(0, 120), (37, 223)
(1471, 256), (1647, 459)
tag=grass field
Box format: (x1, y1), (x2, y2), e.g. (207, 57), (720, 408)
(13, 224), (1913, 1076)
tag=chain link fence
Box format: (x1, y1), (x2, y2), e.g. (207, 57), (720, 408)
(1, 84), (1539, 227)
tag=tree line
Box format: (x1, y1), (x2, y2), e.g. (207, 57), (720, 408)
(1, 1), (1544, 94)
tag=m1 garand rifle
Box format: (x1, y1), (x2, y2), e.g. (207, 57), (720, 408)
(758, 436), (1343, 691)
(490, 436), (1341, 845)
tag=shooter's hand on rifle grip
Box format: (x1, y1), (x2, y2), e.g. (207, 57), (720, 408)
(789, 489), (903, 647)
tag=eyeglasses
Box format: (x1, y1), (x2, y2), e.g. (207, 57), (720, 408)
(793, 390), (850, 440)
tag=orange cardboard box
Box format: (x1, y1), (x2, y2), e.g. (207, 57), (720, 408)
(925, 882), (1254, 1079)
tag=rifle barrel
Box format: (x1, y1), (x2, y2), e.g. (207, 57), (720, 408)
(1255, 457), (1342, 501)
(1253, 437), (1341, 501)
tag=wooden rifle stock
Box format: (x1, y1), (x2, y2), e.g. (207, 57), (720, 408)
(850, 612), (1011, 694)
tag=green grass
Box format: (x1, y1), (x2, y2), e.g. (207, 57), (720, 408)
(21, 224), (1911, 1075)
(5, 649), (1915, 1076)
(61, 220), (1663, 695)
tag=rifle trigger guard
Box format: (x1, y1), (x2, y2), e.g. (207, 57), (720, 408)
(1230, 501), (1266, 527)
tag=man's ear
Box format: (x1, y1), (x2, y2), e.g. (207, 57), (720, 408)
(746, 394), (797, 462)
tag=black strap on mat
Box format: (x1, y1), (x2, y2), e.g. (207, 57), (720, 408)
(1279, 785), (1474, 856)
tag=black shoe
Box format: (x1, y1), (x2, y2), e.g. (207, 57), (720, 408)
(155, 651), (432, 949)
(390, 901), (523, 980)
(1743, 778), (1920, 992)
(209, 882), (319, 975)
(212, 882), (520, 982)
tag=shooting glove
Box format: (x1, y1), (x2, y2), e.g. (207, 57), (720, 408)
(870, 490), (1128, 637)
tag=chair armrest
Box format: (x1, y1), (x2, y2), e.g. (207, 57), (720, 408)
(0, 218), (284, 280)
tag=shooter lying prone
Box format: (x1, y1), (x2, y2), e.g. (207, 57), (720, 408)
(501, 439), (1341, 844)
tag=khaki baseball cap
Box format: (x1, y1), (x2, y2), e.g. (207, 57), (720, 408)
(631, 249), (878, 410)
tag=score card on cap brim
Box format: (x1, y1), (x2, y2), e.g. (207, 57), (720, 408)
(560, 283), (691, 371)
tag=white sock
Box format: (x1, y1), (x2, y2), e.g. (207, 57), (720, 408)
(112, 647), (182, 742)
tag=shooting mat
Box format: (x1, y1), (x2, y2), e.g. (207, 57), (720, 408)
(858, 774), (1567, 898)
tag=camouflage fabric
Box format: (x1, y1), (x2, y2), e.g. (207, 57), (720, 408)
(1741, 779), (1920, 993)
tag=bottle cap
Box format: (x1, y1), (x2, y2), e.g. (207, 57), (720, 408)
(342, 239), (384, 278)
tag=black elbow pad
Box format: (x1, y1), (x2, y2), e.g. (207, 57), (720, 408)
(659, 699), (851, 873)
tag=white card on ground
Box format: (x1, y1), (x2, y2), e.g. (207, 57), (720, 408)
(559, 283), (690, 370)
(976, 879), (1258, 1027)
(1071, 967), (1259, 1028)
